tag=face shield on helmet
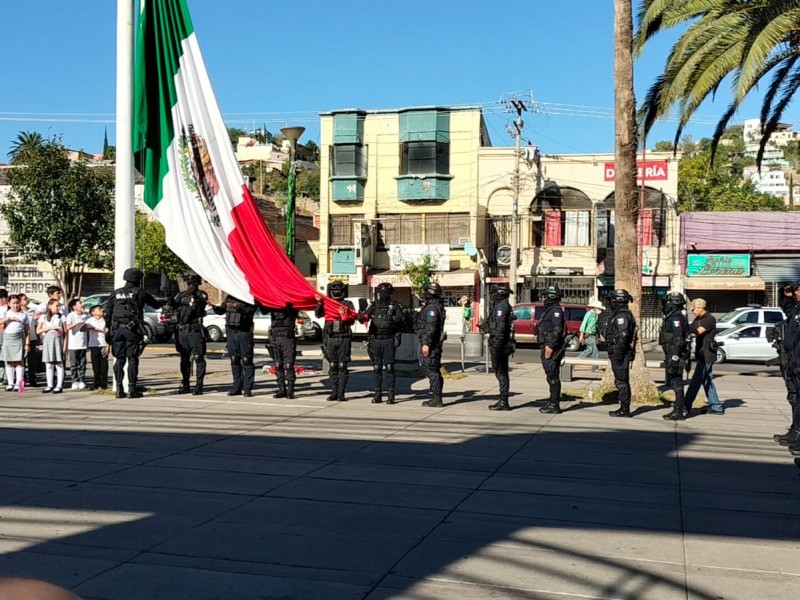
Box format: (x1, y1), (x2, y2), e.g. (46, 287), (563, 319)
(609, 289), (633, 311)
(542, 285), (561, 307)
(377, 282), (393, 302)
(491, 285), (510, 303)
(661, 292), (685, 315)
(328, 281), (346, 301)
(424, 282), (442, 301)
(186, 274), (201, 292)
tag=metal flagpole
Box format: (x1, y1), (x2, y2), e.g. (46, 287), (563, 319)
(115, 0), (135, 286)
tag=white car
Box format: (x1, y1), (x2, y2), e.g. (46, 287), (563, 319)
(202, 308), (307, 342)
(714, 324), (779, 364)
(715, 305), (784, 331)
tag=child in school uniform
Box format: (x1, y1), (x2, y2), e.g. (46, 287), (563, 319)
(37, 299), (65, 394)
(0, 295), (31, 391)
(65, 299), (89, 390)
(85, 304), (109, 390)
(19, 294), (39, 387)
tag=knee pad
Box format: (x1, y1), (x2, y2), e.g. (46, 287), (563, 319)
(373, 364), (383, 375)
(242, 356), (253, 367)
(282, 363), (293, 372)
(338, 362), (348, 372)
(328, 362), (339, 374)
(230, 355), (241, 366)
(386, 363), (394, 373)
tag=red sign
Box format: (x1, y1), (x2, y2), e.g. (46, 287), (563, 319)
(604, 160), (669, 182)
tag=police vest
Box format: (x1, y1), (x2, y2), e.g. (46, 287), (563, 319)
(271, 309), (295, 335)
(371, 302), (398, 336)
(177, 292), (203, 325)
(112, 289), (138, 324)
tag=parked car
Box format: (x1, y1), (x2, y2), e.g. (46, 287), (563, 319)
(511, 302), (588, 351)
(715, 323), (778, 364)
(715, 305), (784, 331)
(203, 308), (308, 342)
(81, 294), (110, 309)
(82, 295), (173, 342)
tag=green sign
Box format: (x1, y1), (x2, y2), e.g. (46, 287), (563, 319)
(687, 254), (750, 277)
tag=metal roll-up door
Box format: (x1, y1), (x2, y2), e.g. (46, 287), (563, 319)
(686, 290), (765, 315)
(753, 256), (800, 284)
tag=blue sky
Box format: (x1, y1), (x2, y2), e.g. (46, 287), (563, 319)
(0, 0), (772, 161)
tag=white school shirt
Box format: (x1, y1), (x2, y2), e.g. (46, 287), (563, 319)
(85, 316), (107, 347)
(38, 313), (64, 334)
(66, 311), (88, 350)
(24, 308), (38, 341)
(4, 310), (28, 336)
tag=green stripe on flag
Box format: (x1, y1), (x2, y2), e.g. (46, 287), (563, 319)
(133, 0), (195, 210)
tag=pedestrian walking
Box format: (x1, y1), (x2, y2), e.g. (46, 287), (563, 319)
(37, 299), (65, 394)
(538, 286), (567, 414)
(577, 299), (605, 370)
(170, 273), (208, 395)
(684, 298), (724, 415)
(361, 282), (405, 404)
(660, 292), (691, 421)
(211, 295), (258, 397)
(316, 282), (358, 402)
(416, 282), (446, 407)
(266, 302), (299, 399)
(0, 295), (30, 391)
(605, 289), (637, 418)
(481, 284), (515, 411)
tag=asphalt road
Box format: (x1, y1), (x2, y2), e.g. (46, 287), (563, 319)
(150, 338), (777, 376)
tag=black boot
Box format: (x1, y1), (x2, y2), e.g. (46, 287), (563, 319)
(177, 382), (190, 394)
(539, 400), (561, 414)
(778, 429), (800, 446)
(387, 391), (396, 405)
(609, 406), (632, 418)
(192, 380), (203, 396)
(327, 384), (339, 402)
(129, 389), (143, 399)
(663, 408), (684, 421)
(115, 388), (126, 399)
(227, 389), (242, 396)
(372, 390), (383, 404)
(489, 397), (510, 411)
(286, 383), (295, 399)
(774, 427), (793, 443)
(422, 395), (443, 407)
(273, 386), (287, 399)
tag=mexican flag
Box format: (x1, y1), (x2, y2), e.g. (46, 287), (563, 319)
(133, 0), (338, 313)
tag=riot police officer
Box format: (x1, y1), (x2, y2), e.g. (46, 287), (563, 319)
(316, 281), (357, 402)
(604, 289), (637, 418)
(538, 286), (566, 414)
(482, 285), (515, 411)
(660, 292), (690, 421)
(267, 302), (298, 399)
(170, 274), (208, 395)
(777, 284), (800, 448)
(106, 268), (162, 399)
(211, 295), (258, 397)
(416, 282), (446, 407)
(362, 283), (405, 404)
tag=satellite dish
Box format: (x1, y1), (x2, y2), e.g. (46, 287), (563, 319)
(464, 240), (478, 257)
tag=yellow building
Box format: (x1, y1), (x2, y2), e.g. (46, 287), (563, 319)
(318, 106), (490, 329)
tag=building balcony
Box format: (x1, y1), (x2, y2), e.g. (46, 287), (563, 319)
(396, 175), (451, 201)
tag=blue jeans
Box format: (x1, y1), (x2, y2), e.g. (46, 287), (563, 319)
(685, 360), (723, 411)
(578, 335), (599, 359)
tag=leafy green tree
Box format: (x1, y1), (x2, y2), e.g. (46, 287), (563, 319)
(635, 0), (800, 164)
(2, 140), (115, 298)
(296, 168), (320, 198)
(7, 131), (44, 164)
(653, 140), (674, 152)
(401, 254), (436, 300)
(103, 145), (116, 161)
(304, 140), (320, 161)
(134, 211), (188, 278)
(226, 127), (246, 148)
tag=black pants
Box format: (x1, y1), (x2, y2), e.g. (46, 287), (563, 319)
(370, 336), (396, 393)
(611, 355), (632, 409)
(90, 346), (109, 389)
(324, 334), (351, 396)
(176, 328), (207, 386)
(540, 347), (560, 401)
(26, 340), (40, 386)
(780, 356), (798, 425)
(420, 344), (443, 398)
(272, 335), (297, 390)
(490, 340), (510, 399)
(227, 329), (255, 392)
(111, 327), (142, 389)
(664, 358), (685, 411)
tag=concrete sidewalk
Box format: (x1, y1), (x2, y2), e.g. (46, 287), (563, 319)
(0, 352), (798, 599)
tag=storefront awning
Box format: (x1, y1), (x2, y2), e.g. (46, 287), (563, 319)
(685, 276), (765, 291)
(368, 269), (478, 288)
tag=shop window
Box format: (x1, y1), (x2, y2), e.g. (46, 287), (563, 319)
(426, 213), (469, 248)
(330, 215), (357, 246)
(544, 210), (591, 247)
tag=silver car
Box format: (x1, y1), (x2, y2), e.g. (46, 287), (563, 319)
(714, 324), (778, 364)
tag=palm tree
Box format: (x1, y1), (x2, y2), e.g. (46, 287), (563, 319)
(635, 0), (800, 165)
(7, 131), (44, 163)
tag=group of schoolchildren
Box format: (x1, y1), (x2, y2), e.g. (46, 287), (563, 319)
(0, 286), (109, 394)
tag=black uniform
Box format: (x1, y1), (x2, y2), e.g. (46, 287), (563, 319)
(605, 305), (637, 417)
(660, 305), (690, 419)
(417, 296), (446, 407)
(213, 295), (258, 396)
(484, 295), (515, 410)
(267, 304), (298, 399)
(778, 294), (799, 420)
(316, 298), (356, 401)
(106, 275), (162, 398)
(363, 298), (405, 403)
(538, 302), (566, 411)
(170, 286), (208, 394)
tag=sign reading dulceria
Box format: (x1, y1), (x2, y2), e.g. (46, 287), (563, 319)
(687, 254), (751, 277)
(604, 161), (669, 182)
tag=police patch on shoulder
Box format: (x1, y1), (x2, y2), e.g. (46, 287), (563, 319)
(673, 321), (681, 327)
(554, 312), (561, 317)
(428, 310), (435, 317)
(617, 317), (625, 324)
(497, 310), (504, 316)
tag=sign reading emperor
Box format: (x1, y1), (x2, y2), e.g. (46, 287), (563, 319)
(604, 161), (669, 182)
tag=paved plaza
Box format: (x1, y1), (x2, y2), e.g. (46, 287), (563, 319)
(0, 349), (799, 599)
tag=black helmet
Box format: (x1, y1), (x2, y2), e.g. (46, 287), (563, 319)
(328, 280), (346, 300)
(491, 285), (511, 302)
(609, 289), (633, 310)
(661, 291), (685, 315)
(424, 282), (443, 300)
(186, 273), (202, 286)
(376, 282), (394, 301)
(542, 285), (561, 307)
(123, 268), (143, 284)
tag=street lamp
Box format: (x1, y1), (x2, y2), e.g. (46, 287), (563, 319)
(281, 126), (305, 263)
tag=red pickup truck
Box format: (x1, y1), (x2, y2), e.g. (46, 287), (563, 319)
(511, 302), (589, 350)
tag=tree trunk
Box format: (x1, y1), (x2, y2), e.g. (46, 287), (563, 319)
(599, 0), (659, 404)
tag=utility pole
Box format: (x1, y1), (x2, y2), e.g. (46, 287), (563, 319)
(504, 94), (528, 304)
